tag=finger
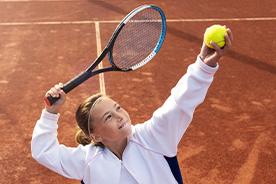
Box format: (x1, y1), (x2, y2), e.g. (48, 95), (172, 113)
(54, 84), (62, 91)
(60, 90), (66, 95)
(46, 90), (57, 98)
(45, 90), (51, 97)
(200, 43), (209, 58)
(59, 90), (66, 101)
(58, 83), (64, 88)
(208, 51), (220, 63)
(51, 87), (59, 93)
(210, 42), (223, 55)
(57, 83), (65, 96)
(50, 87), (60, 97)
(226, 28), (234, 42)
(224, 34), (232, 48)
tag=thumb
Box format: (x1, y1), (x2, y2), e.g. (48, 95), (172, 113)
(210, 41), (223, 57)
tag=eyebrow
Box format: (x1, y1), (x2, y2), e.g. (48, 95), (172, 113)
(101, 103), (117, 120)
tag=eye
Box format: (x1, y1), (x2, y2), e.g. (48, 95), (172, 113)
(105, 114), (112, 122)
(116, 105), (121, 111)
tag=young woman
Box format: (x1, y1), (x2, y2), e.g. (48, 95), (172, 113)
(31, 28), (233, 184)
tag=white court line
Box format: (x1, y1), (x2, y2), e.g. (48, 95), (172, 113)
(0, 17), (276, 26)
(95, 21), (106, 95)
(0, 0), (76, 1)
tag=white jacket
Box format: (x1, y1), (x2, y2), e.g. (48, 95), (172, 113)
(31, 57), (218, 184)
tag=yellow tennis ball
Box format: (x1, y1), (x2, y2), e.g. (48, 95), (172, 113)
(204, 25), (227, 49)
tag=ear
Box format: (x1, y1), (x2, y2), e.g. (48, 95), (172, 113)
(90, 134), (102, 143)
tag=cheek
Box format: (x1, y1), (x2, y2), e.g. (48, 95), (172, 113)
(123, 109), (131, 120)
(101, 123), (120, 136)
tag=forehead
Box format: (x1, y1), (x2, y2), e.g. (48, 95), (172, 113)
(91, 97), (116, 119)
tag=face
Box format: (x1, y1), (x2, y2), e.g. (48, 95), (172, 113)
(89, 97), (132, 143)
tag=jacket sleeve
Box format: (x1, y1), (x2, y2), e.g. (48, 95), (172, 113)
(31, 109), (87, 180)
(133, 56), (219, 156)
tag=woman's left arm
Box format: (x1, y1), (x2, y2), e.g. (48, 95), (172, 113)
(134, 28), (233, 156)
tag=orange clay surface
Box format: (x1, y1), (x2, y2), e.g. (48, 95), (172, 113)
(0, 1), (275, 183)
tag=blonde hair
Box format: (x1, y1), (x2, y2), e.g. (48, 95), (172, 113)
(75, 93), (105, 147)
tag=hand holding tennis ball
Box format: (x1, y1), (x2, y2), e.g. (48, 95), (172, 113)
(204, 25), (227, 49)
(199, 25), (233, 67)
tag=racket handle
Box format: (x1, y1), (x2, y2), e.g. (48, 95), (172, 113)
(44, 71), (92, 106)
(44, 95), (61, 106)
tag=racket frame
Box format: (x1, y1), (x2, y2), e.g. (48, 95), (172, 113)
(45, 4), (166, 106)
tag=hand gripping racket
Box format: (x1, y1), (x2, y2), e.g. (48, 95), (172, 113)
(45, 5), (166, 106)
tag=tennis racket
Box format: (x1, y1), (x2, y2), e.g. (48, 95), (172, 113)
(45, 4), (167, 106)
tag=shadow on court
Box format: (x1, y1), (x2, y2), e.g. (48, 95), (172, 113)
(168, 26), (276, 75)
(90, 0), (276, 75)
(91, 0), (128, 15)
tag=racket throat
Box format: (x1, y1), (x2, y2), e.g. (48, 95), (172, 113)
(62, 71), (92, 93)
(87, 48), (109, 72)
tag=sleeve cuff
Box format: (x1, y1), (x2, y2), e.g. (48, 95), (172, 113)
(41, 109), (60, 122)
(196, 56), (219, 75)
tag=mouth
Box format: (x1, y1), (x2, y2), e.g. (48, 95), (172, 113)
(118, 122), (127, 129)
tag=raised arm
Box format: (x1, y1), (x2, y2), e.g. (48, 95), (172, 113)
(133, 28), (233, 156)
(31, 84), (87, 179)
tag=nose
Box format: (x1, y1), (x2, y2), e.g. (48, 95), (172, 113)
(113, 111), (123, 122)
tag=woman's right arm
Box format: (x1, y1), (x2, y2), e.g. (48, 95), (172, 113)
(31, 84), (86, 180)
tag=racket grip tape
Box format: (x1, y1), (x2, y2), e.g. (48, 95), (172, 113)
(44, 95), (61, 106)
(44, 71), (92, 106)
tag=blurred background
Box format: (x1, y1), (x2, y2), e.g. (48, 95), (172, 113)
(0, 0), (275, 183)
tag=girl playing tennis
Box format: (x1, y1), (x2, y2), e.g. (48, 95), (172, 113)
(31, 28), (233, 184)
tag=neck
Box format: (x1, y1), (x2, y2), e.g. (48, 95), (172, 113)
(104, 138), (128, 160)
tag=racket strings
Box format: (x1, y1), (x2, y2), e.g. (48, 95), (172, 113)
(112, 8), (163, 70)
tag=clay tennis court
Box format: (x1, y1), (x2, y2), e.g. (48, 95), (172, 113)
(0, 0), (275, 183)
